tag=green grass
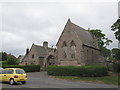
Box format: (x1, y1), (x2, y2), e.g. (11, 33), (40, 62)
(54, 75), (118, 85)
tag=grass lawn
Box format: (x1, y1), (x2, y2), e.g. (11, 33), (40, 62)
(54, 75), (118, 85)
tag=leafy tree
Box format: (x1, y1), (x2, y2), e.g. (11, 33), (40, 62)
(111, 48), (120, 72)
(0, 52), (2, 61)
(101, 47), (111, 59)
(89, 29), (112, 59)
(89, 29), (112, 48)
(6, 56), (17, 65)
(111, 19), (120, 41)
(2, 52), (8, 61)
(16, 56), (21, 65)
(112, 48), (120, 61)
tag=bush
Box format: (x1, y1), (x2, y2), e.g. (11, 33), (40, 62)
(47, 64), (108, 77)
(2, 65), (40, 72)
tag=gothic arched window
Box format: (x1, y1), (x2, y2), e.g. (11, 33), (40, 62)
(62, 41), (67, 58)
(70, 41), (77, 58)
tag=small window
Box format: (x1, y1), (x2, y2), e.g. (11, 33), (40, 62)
(70, 41), (77, 59)
(32, 54), (34, 58)
(62, 41), (67, 58)
(7, 69), (14, 74)
(2, 70), (7, 74)
(16, 69), (25, 74)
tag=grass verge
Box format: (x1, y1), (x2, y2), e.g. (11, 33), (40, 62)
(54, 75), (118, 85)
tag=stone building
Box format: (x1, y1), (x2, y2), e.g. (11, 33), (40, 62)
(21, 19), (104, 70)
(56, 19), (103, 66)
(20, 42), (57, 70)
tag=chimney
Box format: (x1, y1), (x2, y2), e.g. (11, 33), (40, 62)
(88, 28), (90, 31)
(26, 48), (29, 55)
(43, 41), (48, 48)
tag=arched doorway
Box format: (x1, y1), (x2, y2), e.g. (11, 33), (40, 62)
(42, 55), (55, 71)
(47, 55), (55, 65)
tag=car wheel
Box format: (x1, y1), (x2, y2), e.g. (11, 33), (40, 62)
(9, 79), (15, 85)
(21, 81), (26, 84)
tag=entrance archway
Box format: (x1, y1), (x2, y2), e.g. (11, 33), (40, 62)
(41, 54), (55, 71)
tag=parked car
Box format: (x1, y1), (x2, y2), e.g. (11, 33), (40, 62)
(0, 68), (27, 85)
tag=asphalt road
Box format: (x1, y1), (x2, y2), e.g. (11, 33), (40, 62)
(1, 72), (118, 88)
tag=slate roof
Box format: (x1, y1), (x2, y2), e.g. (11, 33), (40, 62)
(22, 43), (54, 62)
(71, 22), (99, 49)
(33, 44), (54, 57)
(34, 45), (47, 57)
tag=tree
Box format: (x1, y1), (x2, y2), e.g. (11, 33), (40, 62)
(2, 52), (8, 61)
(7, 56), (17, 65)
(111, 19), (120, 41)
(89, 29), (112, 48)
(101, 47), (111, 59)
(112, 48), (120, 61)
(111, 48), (120, 72)
(89, 29), (112, 59)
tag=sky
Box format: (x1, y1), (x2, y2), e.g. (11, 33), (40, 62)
(0, 0), (119, 57)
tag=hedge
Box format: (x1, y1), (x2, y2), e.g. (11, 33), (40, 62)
(0, 61), (8, 65)
(47, 64), (108, 77)
(2, 65), (40, 72)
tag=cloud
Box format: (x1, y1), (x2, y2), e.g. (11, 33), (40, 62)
(1, 1), (118, 57)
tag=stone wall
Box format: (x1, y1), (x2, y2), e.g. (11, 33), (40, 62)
(83, 45), (101, 64)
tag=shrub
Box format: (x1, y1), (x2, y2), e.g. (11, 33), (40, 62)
(47, 64), (108, 77)
(2, 65), (40, 72)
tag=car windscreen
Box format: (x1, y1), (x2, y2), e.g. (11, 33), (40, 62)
(16, 69), (25, 74)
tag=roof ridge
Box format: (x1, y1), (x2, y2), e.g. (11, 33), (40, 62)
(34, 44), (43, 47)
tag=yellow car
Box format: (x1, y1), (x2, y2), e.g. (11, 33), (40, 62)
(0, 68), (27, 85)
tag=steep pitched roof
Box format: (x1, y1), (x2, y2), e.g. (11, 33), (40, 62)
(31, 44), (54, 57)
(71, 22), (99, 49)
(34, 45), (47, 57)
(56, 19), (99, 49)
(22, 43), (54, 62)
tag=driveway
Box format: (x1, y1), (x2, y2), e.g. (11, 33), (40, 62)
(2, 72), (118, 88)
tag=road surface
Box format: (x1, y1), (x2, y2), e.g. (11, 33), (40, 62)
(1, 72), (118, 88)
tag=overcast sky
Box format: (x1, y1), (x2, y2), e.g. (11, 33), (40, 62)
(0, 0), (119, 57)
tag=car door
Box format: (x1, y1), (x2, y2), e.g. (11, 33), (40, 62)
(5, 69), (14, 82)
(0, 70), (2, 81)
(2, 70), (7, 82)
